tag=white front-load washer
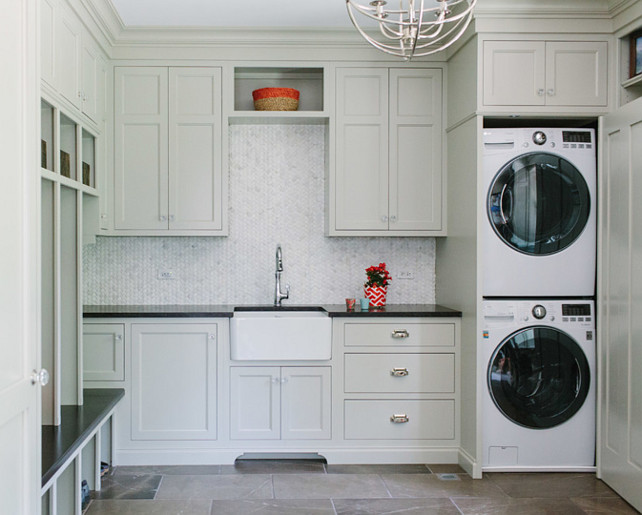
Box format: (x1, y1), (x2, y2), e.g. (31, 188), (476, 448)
(482, 128), (596, 297)
(482, 299), (596, 471)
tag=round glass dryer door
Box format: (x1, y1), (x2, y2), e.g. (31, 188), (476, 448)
(488, 327), (590, 429)
(488, 152), (591, 255)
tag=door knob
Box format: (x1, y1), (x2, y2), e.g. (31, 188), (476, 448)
(31, 369), (50, 386)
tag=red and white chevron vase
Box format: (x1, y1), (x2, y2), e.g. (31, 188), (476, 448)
(364, 285), (387, 307)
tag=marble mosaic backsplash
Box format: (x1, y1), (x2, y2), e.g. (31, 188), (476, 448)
(83, 125), (436, 305)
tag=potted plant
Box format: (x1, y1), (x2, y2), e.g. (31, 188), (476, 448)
(364, 262), (391, 307)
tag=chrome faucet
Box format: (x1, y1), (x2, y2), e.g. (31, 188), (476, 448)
(274, 244), (290, 307)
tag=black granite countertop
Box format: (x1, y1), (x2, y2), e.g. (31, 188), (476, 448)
(42, 388), (124, 488)
(84, 304), (461, 318)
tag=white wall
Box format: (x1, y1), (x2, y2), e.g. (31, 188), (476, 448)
(83, 125), (436, 305)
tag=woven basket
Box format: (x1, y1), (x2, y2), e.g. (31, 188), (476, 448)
(252, 87), (300, 111)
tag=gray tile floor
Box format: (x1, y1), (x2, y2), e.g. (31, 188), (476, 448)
(86, 461), (640, 514)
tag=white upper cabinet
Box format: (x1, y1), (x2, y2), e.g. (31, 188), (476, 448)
(41, 0), (56, 88)
(114, 66), (224, 234)
(335, 69), (389, 232)
(332, 67), (444, 236)
(483, 40), (608, 109)
(114, 67), (169, 231)
(56, 1), (82, 110)
(80, 34), (105, 123)
(169, 68), (223, 231)
(40, 0), (107, 126)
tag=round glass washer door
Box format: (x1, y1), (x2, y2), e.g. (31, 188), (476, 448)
(488, 327), (590, 429)
(488, 152), (591, 256)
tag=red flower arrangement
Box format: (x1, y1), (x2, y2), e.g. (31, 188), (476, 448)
(364, 262), (392, 288)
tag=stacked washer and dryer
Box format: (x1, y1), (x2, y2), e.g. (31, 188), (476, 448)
(481, 128), (597, 472)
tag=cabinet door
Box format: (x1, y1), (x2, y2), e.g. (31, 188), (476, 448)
(335, 68), (389, 231)
(281, 367), (331, 440)
(40, 0), (56, 88)
(114, 67), (169, 230)
(83, 323), (125, 381)
(545, 41), (608, 107)
(483, 41), (546, 106)
(389, 69), (442, 231)
(168, 68), (223, 231)
(56, 2), (81, 109)
(230, 367), (280, 440)
(81, 35), (99, 122)
(131, 323), (217, 440)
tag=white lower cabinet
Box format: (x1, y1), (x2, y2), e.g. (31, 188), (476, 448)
(230, 366), (331, 441)
(344, 400), (455, 440)
(336, 317), (460, 454)
(130, 323), (218, 440)
(83, 323), (125, 381)
(83, 316), (460, 466)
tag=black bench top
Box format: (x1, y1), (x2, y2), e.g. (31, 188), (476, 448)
(41, 388), (124, 488)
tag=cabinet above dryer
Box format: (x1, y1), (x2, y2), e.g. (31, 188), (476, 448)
(481, 39), (610, 114)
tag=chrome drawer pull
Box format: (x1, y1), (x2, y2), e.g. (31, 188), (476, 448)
(390, 414), (409, 424)
(390, 367), (409, 377)
(391, 329), (410, 339)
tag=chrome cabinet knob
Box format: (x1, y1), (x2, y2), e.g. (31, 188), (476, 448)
(114, 334), (122, 341)
(391, 367), (409, 377)
(537, 88), (545, 96)
(390, 414), (409, 423)
(390, 215), (397, 223)
(159, 215), (167, 222)
(381, 215), (388, 223)
(547, 89), (555, 96)
(391, 329), (410, 339)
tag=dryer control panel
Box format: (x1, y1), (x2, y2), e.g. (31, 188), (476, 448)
(483, 128), (594, 153)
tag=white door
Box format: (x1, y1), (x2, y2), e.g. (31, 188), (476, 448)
(281, 367), (331, 440)
(598, 97), (642, 512)
(482, 41), (546, 106)
(335, 68), (389, 231)
(168, 68), (223, 231)
(389, 69), (442, 231)
(130, 323), (218, 440)
(0, 0), (40, 511)
(230, 367), (280, 440)
(114, 67), (169, 230)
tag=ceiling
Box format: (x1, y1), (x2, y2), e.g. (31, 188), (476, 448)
(106, 0), (622, 29)
(109, 0), (353, 28)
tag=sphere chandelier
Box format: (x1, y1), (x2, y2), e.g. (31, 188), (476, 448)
(345, 0), (477, 60)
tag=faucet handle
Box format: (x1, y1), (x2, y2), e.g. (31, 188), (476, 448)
(285, 284), (290, 297)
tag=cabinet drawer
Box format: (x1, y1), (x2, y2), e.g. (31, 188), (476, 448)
(344, 322), (454, 347)
(83, 323), (125, 381)
(344, 353), (454, 393)
(344, 400), (454, 440)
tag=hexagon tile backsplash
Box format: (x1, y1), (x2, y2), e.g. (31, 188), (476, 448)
(83, 125), (436, 305)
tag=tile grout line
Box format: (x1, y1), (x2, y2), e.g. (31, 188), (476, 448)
(330, 497), (338, 515)
(153, 474), (164, 500)
(449, 496), (466, 515)
(379, 474), (394, 499)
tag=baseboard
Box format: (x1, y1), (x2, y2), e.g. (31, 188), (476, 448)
(113, 447), (461, 467)
(458, 447), (481, 478)
(482, 465), (597, 473)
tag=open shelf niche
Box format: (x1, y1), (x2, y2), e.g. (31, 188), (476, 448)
(230, 66), (328, 124)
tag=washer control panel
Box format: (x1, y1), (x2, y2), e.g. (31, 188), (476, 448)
(483, 301), (593, 326)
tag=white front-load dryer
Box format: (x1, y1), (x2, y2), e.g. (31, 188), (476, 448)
(482, 128), (596, 297)
(482, 300), (596, 472)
